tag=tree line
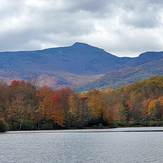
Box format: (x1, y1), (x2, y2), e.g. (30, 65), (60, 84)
(0, 76), (163, 131)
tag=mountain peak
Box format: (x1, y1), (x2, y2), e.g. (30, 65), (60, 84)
(72, 42), (96, 49)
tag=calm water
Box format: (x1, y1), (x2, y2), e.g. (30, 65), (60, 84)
(1, 127), (163, 163)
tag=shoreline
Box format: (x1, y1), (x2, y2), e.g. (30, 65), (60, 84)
(3, 126), (163, 134)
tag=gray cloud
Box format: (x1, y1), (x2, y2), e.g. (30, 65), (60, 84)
(0, 0), (163, 56)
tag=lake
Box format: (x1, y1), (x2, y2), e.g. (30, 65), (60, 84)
(1, 127), (163, 163)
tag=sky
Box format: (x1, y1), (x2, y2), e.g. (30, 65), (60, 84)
(0, 0), (163, 57)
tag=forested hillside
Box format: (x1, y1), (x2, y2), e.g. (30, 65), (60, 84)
(0, 76), (163, 131)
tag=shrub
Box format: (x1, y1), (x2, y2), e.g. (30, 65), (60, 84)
(21, 120), (35, 130)
(148, 120), (158, 126)
(8, 121), (20, 130)
(114, 121), (128, 127)
(0, 119), (8, 132)
(40, 120), (54, 130)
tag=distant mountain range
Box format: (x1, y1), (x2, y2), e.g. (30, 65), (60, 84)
(0, 42), (163, 91)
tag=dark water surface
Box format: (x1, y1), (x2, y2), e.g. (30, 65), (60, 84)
(1, 127), (163, 163)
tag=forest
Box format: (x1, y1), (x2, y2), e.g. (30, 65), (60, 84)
(0, 76), (163, 131)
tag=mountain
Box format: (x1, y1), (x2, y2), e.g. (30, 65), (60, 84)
(78, 51), (163, 91)
(0, 42), (163, 90)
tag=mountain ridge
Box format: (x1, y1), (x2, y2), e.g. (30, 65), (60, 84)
(0, 42), (163, 90)
(1, 42), (163, 58)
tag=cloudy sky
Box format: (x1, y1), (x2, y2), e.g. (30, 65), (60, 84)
(0, 0), (163, 56)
